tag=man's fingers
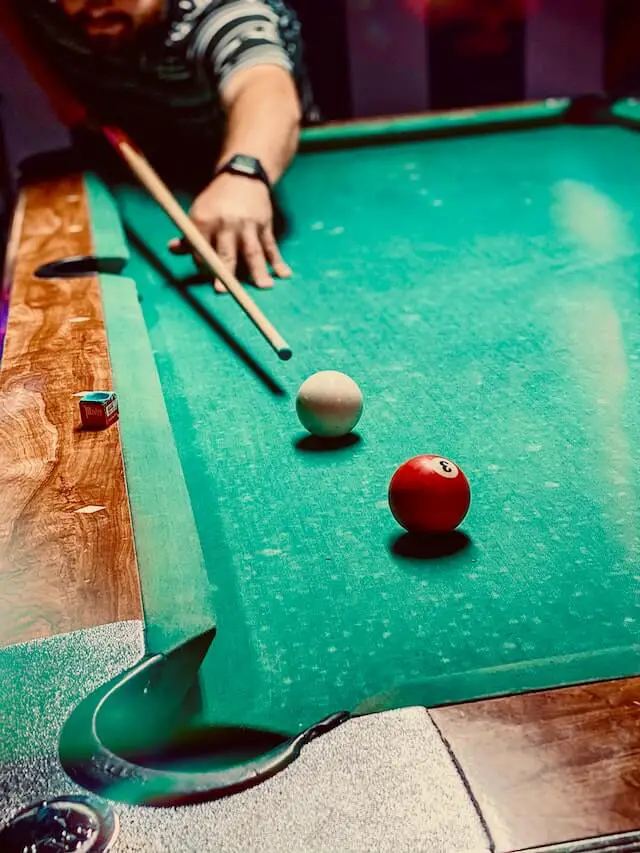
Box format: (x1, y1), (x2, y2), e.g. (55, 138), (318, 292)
(261, 226), (292, 279)
(169, 219), (284, 292)
(213, 230), (237, 293)
(242, 226), (273, 288)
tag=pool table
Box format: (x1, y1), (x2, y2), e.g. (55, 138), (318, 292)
(2, 97), (640, 852)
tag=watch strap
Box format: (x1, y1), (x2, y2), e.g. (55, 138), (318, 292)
(215, 154), (271, 191)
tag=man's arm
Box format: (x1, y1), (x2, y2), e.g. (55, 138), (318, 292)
(172, 63), (301, 289)
(170, 0), (308, 290)
(219, 62), (302, 185)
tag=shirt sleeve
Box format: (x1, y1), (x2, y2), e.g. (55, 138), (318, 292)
(189, 0), (301, 89)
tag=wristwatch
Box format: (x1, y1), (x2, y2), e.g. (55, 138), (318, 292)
(215, 154), (271, 191)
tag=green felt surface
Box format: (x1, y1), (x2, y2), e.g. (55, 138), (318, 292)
(88, 104), (640, 735)
(612, 96), (640, 125)
(98, 270), (215, 652)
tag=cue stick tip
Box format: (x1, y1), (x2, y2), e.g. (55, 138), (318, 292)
(278, 346), (293, 361)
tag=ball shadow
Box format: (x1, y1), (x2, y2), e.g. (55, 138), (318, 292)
(390, 530), (471, 561)
(294, 433), (362, 453)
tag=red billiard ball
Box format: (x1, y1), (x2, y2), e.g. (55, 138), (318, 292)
(388, 455), (471, 534)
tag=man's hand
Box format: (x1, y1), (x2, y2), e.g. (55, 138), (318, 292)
(168, 173), (291, 292)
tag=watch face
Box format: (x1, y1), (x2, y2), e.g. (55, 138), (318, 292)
(231, 155), (258, 176)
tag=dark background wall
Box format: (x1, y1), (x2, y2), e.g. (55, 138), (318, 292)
(605, 0), (640, 94)
(295, 0), (609, 120)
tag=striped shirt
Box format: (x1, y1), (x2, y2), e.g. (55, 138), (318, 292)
(16, 0), (314, 157)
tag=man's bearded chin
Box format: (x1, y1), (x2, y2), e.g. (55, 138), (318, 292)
(75, 13), (137, 53)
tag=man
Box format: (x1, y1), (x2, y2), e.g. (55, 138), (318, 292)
(12, 0), (313, 290)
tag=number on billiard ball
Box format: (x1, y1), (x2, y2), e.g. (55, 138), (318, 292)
(388, 454), (470, 534)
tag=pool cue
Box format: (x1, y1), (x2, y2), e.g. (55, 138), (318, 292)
(102, 127), (292, 362)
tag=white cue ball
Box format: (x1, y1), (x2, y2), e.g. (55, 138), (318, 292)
(296, 371), (363, 438)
